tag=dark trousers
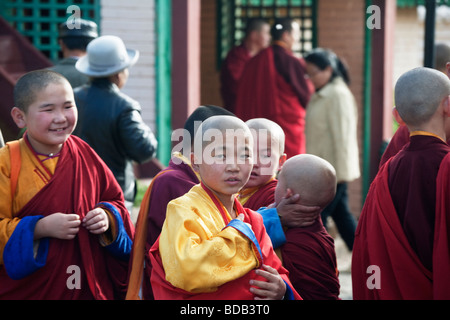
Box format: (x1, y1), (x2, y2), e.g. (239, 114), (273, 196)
(321, 183), (357, 251)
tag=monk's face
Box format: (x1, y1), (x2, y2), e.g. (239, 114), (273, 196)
(192, 130), (253, 203)
(245, 131), (285, 188)
(255, 24), (271, 50)
(15, 82), (77, 155)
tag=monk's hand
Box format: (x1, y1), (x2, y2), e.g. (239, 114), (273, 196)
(83, 208), (110, 235)
(34, 213), (81, 240)
(250, 265), (286, 300)
(277, 189), (321, 228)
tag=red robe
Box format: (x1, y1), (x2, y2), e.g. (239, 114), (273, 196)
(352, 136), (450, 299)
(380, 125), (450, 167)
(220, 44), (251, 113)
(126, 158), (199, 300)
(0, 136), (135, 300)
(281, 220), (340, 300)
(240, 179), (277, 211)
(234, 44), (314, 158)
(149, 186), (301, 300)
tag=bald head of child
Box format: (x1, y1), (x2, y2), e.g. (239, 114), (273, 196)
(191, 116), (254, 209)
(245, 118), (287, 188)
(394, 67), (450, 136)
(11, 70), (77, 155)
(275, 154), (337, 213)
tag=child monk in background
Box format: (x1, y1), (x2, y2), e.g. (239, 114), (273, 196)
(352, 67), (450, 299)
(240, 118), (321, 249)
(149, 116), (300, 300)
(274, 154), (340, 300)
(0, 70), (134, 300)
(239, 118), (286, 210)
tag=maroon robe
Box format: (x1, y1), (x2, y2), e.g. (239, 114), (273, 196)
(380, 125), (450, 167)
(127, 158), (199, 300)
(0, 136), (135, 300)
(353, 135), (450, 299)
(220, 44), (251, 113)
(379, 125), (410, 168)
(242, 179), (277, 211)
(234, 44), (314, 158)
(280, 220), (340, 300)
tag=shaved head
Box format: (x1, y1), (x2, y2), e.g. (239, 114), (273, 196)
(246, 118), (285, 155)
(195, 115), (251, 141)
(193, 115), (253, 164)
(395, 67), (450, 127)
(277, 154), (337, 209)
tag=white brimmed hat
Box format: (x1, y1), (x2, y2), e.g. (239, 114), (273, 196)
(76, 35), (139, 77)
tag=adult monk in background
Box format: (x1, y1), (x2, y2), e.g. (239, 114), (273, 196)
(234, 18), (314, 159)
(352, 68), (450, 299)
(380, 45), (450, 167)
(220, 18), (271, 113)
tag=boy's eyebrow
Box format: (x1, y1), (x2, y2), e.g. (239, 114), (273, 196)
(38, 103), (55, 109)
(38, 101), (74, 108)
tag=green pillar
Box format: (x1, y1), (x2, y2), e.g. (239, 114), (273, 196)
(156, 0), (173, 166)
(362, 0), (373, 202)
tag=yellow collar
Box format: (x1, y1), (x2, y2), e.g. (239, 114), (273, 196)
(410, 131), (446, 143)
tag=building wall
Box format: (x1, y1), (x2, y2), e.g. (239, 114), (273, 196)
(201, 0), (222, 107)
(394, 7), (450, 84)
(316, 0), (367, 216)
(100, 0), (156, 132)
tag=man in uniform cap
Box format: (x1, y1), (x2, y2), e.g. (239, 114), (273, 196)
(49, 19), (98, 88)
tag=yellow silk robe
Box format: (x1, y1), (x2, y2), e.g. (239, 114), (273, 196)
(159, 185), (261, 294)
(0, 138), (117, 266)
(0, 139), (59, 264)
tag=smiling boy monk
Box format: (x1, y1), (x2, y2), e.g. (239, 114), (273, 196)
(150, 116), (300, 300)
(0, 70), (134, 300)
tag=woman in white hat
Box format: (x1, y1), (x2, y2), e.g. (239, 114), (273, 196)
(74, 35), (158, 212)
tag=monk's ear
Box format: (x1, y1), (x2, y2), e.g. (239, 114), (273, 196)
(392, 107), (405, 126)
(278, 153), (287, 170)
(442, 95), (450, 117)
(11, 107), (27, 129)
(446, 62), (450, 78)
(190, 152), (200, 173)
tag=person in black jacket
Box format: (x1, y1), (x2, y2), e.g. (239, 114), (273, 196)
(74, 35), (157, 212)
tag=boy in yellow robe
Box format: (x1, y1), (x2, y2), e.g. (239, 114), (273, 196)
(0, 70), (134, 299)
(149, 115), (300, 300)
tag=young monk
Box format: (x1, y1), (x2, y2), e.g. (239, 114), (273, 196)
(126, 105), (234, 300)
(240, 118), (321, 249)
(150, 116), (300, 300)
(380, 49), (450, 167)
(352, 67), (450, 299)
(0, 70), (134, 300)
(274, 154), (340, 300)
(239, 118), (287, 210)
